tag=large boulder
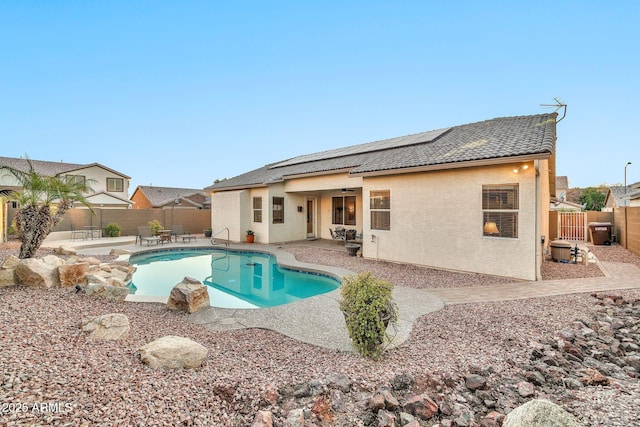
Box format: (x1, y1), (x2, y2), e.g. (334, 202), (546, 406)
(14, 258), (60, 287)
(0, 255), (19, 287)
(58, 262), (89, 287)
(502, 399), (580, 427)
(42, 255), (65, 268)
(81, 313), (130, 340)
(2, 255), (21, 269)
(167, 277), (210, 313)
(0, 269), (15, 287)
(138, 335), (208, 369)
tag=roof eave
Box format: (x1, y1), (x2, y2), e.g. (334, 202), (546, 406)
(207, 182), (270, 193)
(349, 154), (551, 177)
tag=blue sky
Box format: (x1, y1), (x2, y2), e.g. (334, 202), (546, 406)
(1, 1), (639, 193)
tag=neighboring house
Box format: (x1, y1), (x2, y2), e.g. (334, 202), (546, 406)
(604, 182), (640, 209)
(130, 186), (210, 209)
(205, 113), (558, 281)
(0, 156), (133, 241)
(550, 176), (585, 211)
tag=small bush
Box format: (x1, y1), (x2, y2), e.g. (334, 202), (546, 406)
(7, 221), (18, 236)
(339, 272), (398, 359)
(103, 223), (122, 237)
(148, 219), (163, 236)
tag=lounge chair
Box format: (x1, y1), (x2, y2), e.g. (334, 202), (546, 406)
(137, 226), (161, 246)
(171, 225), (196, 243)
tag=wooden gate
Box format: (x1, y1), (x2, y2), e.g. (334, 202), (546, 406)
(557, 211), (587, 241)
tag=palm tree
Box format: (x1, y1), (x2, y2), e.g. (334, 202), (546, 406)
(1, 158), (94, 258)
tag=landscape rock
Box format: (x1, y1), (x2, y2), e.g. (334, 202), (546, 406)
(80, 256), (103, 265)
(58, 262), (89, 286)
(283, 408), (304, 427)
(167, 277), (210, 313)
(0, 268), (16, 286)
(42, 254), (65, 267)
(464, 374), (487, 391)
(2, 255), (21, 269)
(376, 409), (397, 427)
(138, 335), (208, 369)
(502, 399), (580, 427)
(403, 393), (438, 420)
(85, 283), (130, 301)
(516, 381), (535, 397)
(326, 373), (352, 393)
(14, 258), (60, 287)
(251, 410), (273, 427)
(81, 313), (130, 340)
(54, 245), (77, 255)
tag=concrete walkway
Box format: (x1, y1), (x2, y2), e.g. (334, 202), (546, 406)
(427, 261), (640, 305)
(42, 236), (640, 351)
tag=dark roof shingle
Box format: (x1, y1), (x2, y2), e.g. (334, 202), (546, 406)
(207, 113), (557, 190)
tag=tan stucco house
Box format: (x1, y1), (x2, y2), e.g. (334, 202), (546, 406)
(205, 113), (558, 280)
(0, 156), (133, 241)
(130, 185), (210, 210)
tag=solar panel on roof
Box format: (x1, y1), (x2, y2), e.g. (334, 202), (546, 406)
(270, 127), (450, 169)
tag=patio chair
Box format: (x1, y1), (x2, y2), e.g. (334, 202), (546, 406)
(70, 225), (87, 241)
(137, 226), (161, 246)
(329, 228), (345, 245)
(171, 225), (196, 243)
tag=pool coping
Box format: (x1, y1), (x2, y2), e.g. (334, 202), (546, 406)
(86, 242), (445, 352)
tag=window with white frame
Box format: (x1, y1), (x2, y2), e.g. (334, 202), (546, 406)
(253, 197), (262, 223)
(482, 184), (519, 238)
(107, 177), (124, 192)
(65, 174), (86, 187)
(370, 190), (390, 230)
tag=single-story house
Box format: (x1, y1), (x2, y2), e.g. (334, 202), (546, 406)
(604, 182), (640, 209)
(0, 156), (133, 241)
(130, 185), (210, 209)
(205, 113), (558, 280)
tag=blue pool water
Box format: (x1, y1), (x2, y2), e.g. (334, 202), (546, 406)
(128, 249), (340, 309)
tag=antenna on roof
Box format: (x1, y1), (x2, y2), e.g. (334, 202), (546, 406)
(540, 97), (567, 123)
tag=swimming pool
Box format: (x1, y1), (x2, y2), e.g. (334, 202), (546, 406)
(128, 249), (340, 309)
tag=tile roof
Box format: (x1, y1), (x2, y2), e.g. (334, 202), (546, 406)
(207, 113), (557, 190)
(608, 185), (640, 207)
(0, 156), (86, 176)
(135, 186), (207, 207)
(0, 157), (130, 179)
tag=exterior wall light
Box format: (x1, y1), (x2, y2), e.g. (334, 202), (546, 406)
(513, 164), (530, 174)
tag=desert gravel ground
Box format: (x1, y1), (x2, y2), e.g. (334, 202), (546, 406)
(1, 240), (639, 426)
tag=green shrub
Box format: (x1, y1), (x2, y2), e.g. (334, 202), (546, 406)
(148, 219), (163, 236)
(339, 272), (398, 360)
(7, 221), (18, 236)
(103, 223), (122, 237)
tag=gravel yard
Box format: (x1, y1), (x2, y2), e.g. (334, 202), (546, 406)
(1, 241), (639, 426)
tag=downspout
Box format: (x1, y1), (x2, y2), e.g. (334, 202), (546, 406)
(534, 160), (542, 281)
